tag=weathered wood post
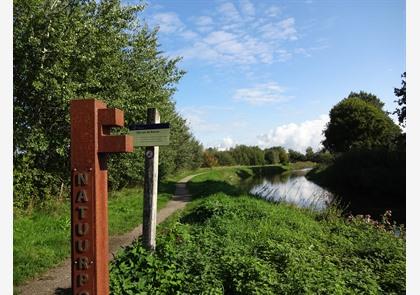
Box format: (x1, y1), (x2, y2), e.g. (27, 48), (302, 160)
(128, 109), (170, 251)
(70, 99), (133, 295)
(143, 108), (160, 251)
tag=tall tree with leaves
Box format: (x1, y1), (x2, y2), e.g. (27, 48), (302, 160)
(323, 95), (401, 153)
(14, 0), (202, 208)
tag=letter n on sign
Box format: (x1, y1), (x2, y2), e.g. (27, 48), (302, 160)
(72, 170), (95, 294)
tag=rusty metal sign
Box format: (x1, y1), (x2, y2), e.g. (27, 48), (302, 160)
(70, 99), (133, 295)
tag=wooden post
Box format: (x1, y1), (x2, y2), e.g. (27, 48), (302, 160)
(143, 108), (160, 251)
(70, 99), (133, 295)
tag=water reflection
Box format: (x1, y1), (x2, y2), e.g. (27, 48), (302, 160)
(244, 169), (333, 210)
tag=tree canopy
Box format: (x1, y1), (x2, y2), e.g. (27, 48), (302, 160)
(346, 91), (385, 110)
(322, 95), (401, 153)
(14, 0), (202, 208)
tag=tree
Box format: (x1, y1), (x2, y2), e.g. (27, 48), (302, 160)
(393, 72), (406, 127)
(13, 0), (202, 208)
(312, 150), (333, 164)
(202, 151), (218, 167)
(214, 151), (236, 166)
(305, 147), (314, 162)
(347, 91), (385, 110)
(323, 96), (401, 153)
(288, 149), (306, 162)
(264, 146), (288, 164)
(264, 149), (279, 165)
(276, 147), (289, 164)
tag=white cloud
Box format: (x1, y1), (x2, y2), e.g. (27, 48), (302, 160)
(233, 82), (291, 105)
(149, 2), (318, 66)
(179, 30), (198, 40)
(257, 115), (329, 153)
(195, 16), (214, 26)
(259, 17), (298, 40)
(265, 5), (282, 17)
(181, 108), (221, 132)
(294, 47), (311, 57)
(218, 2), (241, 22)
(216, 137), (236, 151)
(239, 0), (255, 17)
(177, 30), (289, 65)
(204, 30), (235, 45)
(152, 12), (184, 33)
(179, 106), (234, 133)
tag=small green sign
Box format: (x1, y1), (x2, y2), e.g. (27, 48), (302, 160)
(128, 123), (170, 147)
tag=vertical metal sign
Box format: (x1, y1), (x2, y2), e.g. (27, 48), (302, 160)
(70, 99), (133, 295)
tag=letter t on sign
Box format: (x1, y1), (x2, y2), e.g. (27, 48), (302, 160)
(70, 99), (133, 295)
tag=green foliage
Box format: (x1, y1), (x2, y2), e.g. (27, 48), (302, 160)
(307, 147), (406, 222)
(347, 91), (385, 110)
(110, 193), (406, 294)
(312, 150), (334, 164)
(14, 0), (202, 208)
(214, 150), (236, 166)
(203, 145), (289, 168)
(287, 149), (306, 162)
(305, 147), (314, 162)
(393, 72), (406, 128)
(230, 145), (265, 166)
(202, 150), (219, 167)
(323, 96), (401, 153)
(264, 146), (288, 165)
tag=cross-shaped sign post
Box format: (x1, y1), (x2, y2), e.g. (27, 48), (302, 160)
(70, 99), (133, 295)
(129, 108), (170, 251)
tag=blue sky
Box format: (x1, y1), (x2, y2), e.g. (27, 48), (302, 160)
(137, 0), (405, 152)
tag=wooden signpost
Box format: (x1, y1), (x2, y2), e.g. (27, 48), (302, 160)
(129, 108), (170, 251)
(70, 99), (133, 295)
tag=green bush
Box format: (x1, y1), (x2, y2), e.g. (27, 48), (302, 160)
(110, 194), (405, 294)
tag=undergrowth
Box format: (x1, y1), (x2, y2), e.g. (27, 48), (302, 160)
(110, 168), (405, 294)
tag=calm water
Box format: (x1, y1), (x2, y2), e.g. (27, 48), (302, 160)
(241, 168), (334, 210)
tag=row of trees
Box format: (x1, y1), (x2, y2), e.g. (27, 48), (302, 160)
(14, 0), (203, 209)
(202, 145), (332, 168)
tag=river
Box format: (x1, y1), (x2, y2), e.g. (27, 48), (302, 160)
(240, 168), (334, 210)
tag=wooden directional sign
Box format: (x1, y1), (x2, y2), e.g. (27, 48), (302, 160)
(128, 123), (170, 147)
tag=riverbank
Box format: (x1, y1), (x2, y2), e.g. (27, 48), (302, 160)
(110, 166), (406, 294)
(306, 150), (406, 224)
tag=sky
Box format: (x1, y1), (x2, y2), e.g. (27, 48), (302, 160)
(134, 0), (405, 152)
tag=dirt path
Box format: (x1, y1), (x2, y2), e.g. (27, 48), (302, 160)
(16, 174), (199, 295)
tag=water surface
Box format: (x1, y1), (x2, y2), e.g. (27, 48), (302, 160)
(242, 168), (334, 210)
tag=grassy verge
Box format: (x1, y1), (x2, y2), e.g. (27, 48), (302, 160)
(110, 167), (405, 294)
(13, 181), (178, 286)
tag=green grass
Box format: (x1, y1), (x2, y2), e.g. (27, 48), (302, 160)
(14, 201), (70, 286)
(110, 167), (405, 294)
(13, 187), (172, 286)
(108, 188), (171, 235)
